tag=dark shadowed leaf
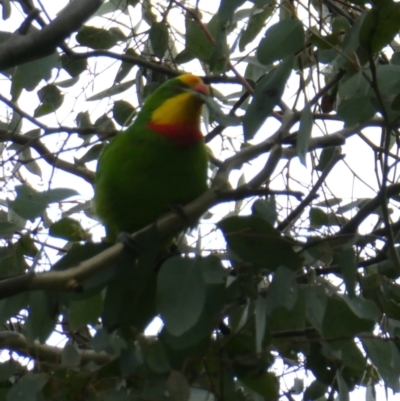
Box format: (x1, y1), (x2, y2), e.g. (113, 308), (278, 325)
(76, 143), (104, 165)
(149, 21), (169, 58)
(297, 104), (313, 166)
(26, 290), (58, 343)
(68, 292), (103, 330)
(8, 184), (48, 220)
(217, 215), (302, 271)
(305, 286), (328, 332)
(0, 293), (29, 325)
(303, 380), (328, 401)
(6, 373), (47, 401)
(87, 79), (135, 101)
(61, 54), (87, 78)
(43, 188), (79, 203)
(240, 372), (279, 400)
(333, 247), (357, 297)
(61, 341), (81, 367)
(243, 58), (293, 140)
(113, 99), (136, 126)
(49, 217), (88, 242)
(322, 296), (375, 337)
(337, 97), (376, 126)
(138, 336), (170, 374)
(239, 5), (275, 51)
(252, 197), (277, 225)
(361, 338), (400, 392)
(157, 256), (206, 336)
(0, 221), (19, 238)
(359, 0), (400, 53)
(309, 207), (329, 228)
(257, 20), (304, 65)
(76, 26), (119, 49)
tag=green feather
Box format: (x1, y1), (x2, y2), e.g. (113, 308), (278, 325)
(94, 76), (209, 242)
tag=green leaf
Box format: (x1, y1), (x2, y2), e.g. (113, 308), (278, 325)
(257, 19), (304, 65)
(217, 0), (246, 26)
(268, 287), (305, 332)
(87, 79), (135, 101)
(0, 360), (24, 381)
(157, 256), (206, 336)
(95, 115), (116, 130)
(26, 291), (58, 343)
(361, 338), (400, 391)
(329, 339), (366, 371)
(115, 48), (137, 83)
(359, 0), (400, 53)
(252, 197), (277, 226)
(0, 293), (29, 324)
(91, 328), (125, 356)
(192, 91), (241, 126)
(209, 29), (228, 73)
(305, 286), (328, 333)
(1, 0), (10, 20)
(69, 293), (103, 330)
(17, 234), (38, 257)
(240, 372), (279, 400)
(336, 371), (350, 401)
(341, 295), (380, 321)
(55, 76), (80, 88)
(309, 207), (329, 228)
(217, 215), (302, 271)
(184, 15), (215, 62)
(243, 57), (293, 140)
(76, 111), (92, 128)
(337, 97), (376, 126)
(38, 84), (62, 104)
(20, 148), (42, 177)
(61, 54), (87, 78)
(49, 217), (87, 242)
(0, 221), (18, 238)
(113, 100), (136, 126)
(138, 336), (170, 374)
(333, 247), (357, 297)
(8, 184), (48, 220)
(6, 373), (47, 401)
(12, 51), (60, 92)
(201, 255), (227, 284)
(75, 143), (104, 165)
(239, 5), (275, 52)
(322, 296), (375, 337)
(166, 371), (190, 401)
(76, 25), (119, 49)
(149, 21), (169, 58)
(303, 380), (328, 401)
(34, 101), (63, 117)
(61, 341), (81, 367)
(255, 294), (267, 353)
(43, 187), (79, 203)
(266, 266), (298, 313)
(297, 104), (313, 166)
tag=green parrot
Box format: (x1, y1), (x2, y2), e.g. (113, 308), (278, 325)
(94, 74), (209, 242)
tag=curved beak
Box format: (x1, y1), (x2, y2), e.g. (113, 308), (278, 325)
(194, 82), (209, 96)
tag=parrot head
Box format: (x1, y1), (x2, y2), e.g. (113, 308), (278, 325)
(136, 74), (209, 147)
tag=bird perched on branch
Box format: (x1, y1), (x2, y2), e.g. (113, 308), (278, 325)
(94, 74), (209, 242)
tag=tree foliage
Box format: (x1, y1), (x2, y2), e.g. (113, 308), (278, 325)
(0, 0), (400, 400)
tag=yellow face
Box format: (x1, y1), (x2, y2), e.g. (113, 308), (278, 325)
(150, 74), (208, 126)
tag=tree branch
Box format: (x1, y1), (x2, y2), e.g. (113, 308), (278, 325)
(0, 331), (110, 366)
(5, 131), (95, 183)
(0, 0), (102, 70)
